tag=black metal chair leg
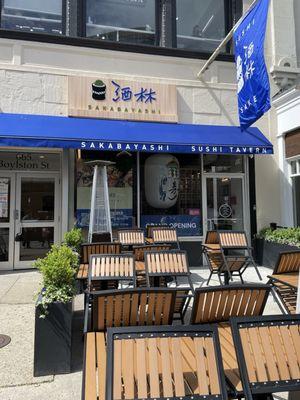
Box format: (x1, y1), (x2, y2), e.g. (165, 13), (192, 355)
(217, 274), (223, 285)
(239, 273), (244, 284)
(207, 271), (213, 285)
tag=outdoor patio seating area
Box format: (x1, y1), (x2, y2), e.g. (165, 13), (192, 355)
(77, 228), (300, 400)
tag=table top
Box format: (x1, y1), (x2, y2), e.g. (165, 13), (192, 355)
(90, 255), (135, 279)
(203, 243), (221, 251)
(269, 272), (299, 289)
(105, 325), (226, 400)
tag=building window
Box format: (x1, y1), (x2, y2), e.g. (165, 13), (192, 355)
(140, 154), (202, 237)
(76, 151), (136, 240)
(1, 0), (64, 35)
(176, 0), (226, 52)
(203, 154), (244, 173)
(86, 0), (156, 46)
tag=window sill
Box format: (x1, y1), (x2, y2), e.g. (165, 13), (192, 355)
(0, 29), (235, 62)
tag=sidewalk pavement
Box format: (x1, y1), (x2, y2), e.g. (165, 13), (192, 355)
(0, 266), (288, 400)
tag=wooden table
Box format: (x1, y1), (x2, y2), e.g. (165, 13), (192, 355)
(231, 315), (300, 400)
(83, 325), (228, 400)
(89, 254), (136, 289)
(269, 272), (299, 289)
(202, 243), (221, 251)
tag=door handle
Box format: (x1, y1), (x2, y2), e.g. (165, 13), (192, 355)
(14, 210), (19, 220)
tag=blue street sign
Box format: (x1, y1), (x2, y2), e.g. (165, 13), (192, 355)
(234, 0), (271, 130)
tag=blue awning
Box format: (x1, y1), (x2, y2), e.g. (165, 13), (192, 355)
(0, 113), (273, 155)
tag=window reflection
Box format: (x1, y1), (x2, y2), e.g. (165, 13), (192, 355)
(86, 0), (156, 45)
(176, 0), (225, 52)
(1, 0), (63, 35)
(21, 179), (55, 221)
(0, 228), (9, 262)
(20, 227), (54, 261)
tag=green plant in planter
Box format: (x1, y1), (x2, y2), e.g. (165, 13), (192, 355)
(264, 227), (300, 247)
(255, 226), (272, 239)
(35, 244), (79, 318)
(63, 227), (83, 253)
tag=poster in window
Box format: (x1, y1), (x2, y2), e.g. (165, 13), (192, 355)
(0, 179), (9, 220)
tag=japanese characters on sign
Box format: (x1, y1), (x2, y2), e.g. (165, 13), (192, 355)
(234, 0), (270, 130)
(68, 76), (178, 123)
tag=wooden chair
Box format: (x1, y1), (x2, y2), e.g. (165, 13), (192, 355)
(133, 244), (171, 287)
(190, 284), (271, 399)
(83, 324), (228, 400)
(84, 287), (178, 332)
(202, 234), (223, 285)
(218, 231), (262, 284)
(204, 230), (219, 245)
(145, 250), (194, 322)
(151, 227), (180, 249)
(146, 224), (168, 240)
(88, 254), (136, 291)
(268, 251), (300, 314)
(231, 314), (300, 400)
(77, 242), (121, 282)
(117, 229), (145, 246)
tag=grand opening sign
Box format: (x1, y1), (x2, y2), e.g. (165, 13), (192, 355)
(68, 76), (178, 123)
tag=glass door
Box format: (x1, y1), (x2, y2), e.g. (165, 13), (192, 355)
(203, 175), (246, 235)
(0, 173), (15, 270)
(14, 173), (60, 269)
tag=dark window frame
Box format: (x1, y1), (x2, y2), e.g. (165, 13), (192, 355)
(0, 0), (242, 60)
(0, 0), (67, 36)
(83, 0), (159, 47)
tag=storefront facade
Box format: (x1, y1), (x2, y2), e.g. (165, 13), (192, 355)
(0, 0), (278, 269)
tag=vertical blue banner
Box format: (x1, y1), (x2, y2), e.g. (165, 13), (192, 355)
(234, 0), (271, 130)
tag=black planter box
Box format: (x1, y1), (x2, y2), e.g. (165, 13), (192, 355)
(252, 238), (265, 265)
(262, 241), (300, 268)
(34, 296), (73, 376)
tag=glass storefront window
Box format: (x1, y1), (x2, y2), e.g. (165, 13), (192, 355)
(141, 154), (202, 237)
(86, 0), (156, 45)
(206, 177), (244, 231)
(76, 151), (135, 240)
(0, 227), (9, 262)
(20, 227), (54, 261)
(176, 0), (225, 52)
(203, 155), (244, 173)
(1, 0), (63, 35)
(21, 178), (55, 221)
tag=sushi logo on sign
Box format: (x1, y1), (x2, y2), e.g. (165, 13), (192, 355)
(68, 76), (178, 123)
(92, 80), (106, 101)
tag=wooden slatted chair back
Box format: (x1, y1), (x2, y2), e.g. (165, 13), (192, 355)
(117, 229), (145, 245)
(146, 224), (168, 238)
(152, 227), (178, 244)
(231, 315), (300, 399)
(274, 251), (300, 274)
(218, 231), (248, 248)
(133, 244), (171, 261)
(90, 288), (177, 330)
(81, 242), (121, 264)
(205, 230), (219, 244)
(190, 284), (271, 324)
(89, 254), (135, 280)
(145, 250), (189, 275)
(205, 250), (223, 271)
(106, 325), (227, 400)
